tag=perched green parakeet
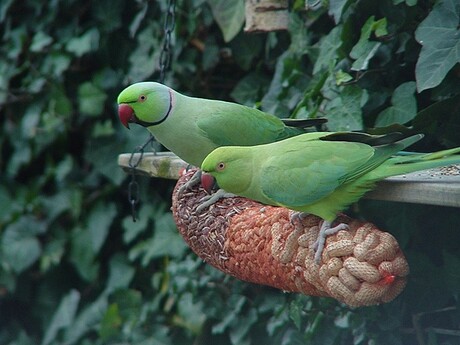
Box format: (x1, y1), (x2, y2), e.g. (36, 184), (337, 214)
(117, 82), (327, 167)
(200, 132), (460, 262)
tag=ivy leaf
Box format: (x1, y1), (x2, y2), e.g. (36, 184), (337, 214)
(393, 0), (417, 5)
(41, 191), (74, 223)
(87, 202), (116, 254)
(0, 186), (13, 223)
(122, 204), (153, 244)
(313, 26), (343, 74)
(92, 120), (116, 138)
(261, 51), (311, 117)
(289, 300), (303, 330)
(202, 37), (220, 71)
(98, 304), (122, 341)
(128, 24), (161, 81)
(412, 94), (460, 147)
(328, 0), (352, 23)
(98, 289), (143, 340)
(230, 33), (264, 70)
(335, 69), (353, 85)
(30, 31), (53, 52)
(351, 42), (380, 71)
(63, 295), (108, 344)
(0, 267), (16, 295)
(104, 254), (135, 295)
(350, 16), (387, 71)
(176, 293), (206, 334)
(41, 52), (71, 78)
(66, 28), (100, 57)
(111, 289), (142, 322)
(207, 0), (245, 42)
(84, 138), (125, 185)
(78, 82), (107, 116)
(325, 85), (367, 131)
(374, 18), (388, 37)
(93, 0), (123, 32)
(40, 238), (66, 273)
(415, 0), (460, 92)
(128, 211), (187, 266)
(129, 2), (148, 37)
(229, 308), (257, 344)
(70, 227), (100, 281)
(7, 145), (32, 178)
(0, 0), (14, 22)
(85, 125), (151, 186)
(212, 296), (246, 334)
(375, 82), (417, 126)
(1, 216), (46, 273)
(42, 290), (80, 345)
(231, 72), (270, 106)
(261, 52), (290, 115)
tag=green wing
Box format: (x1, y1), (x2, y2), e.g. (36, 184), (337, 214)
(259, 140), (383, 207)
(196, 102), (301, 146)
(320, 131), (406, 146)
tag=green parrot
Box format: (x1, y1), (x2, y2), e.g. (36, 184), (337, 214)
(200, 132), (460, 263)
(117, 82), (327, 168)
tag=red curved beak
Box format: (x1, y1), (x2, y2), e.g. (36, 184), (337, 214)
(118, 104), (135, 129)
(201, 173), (216, 194)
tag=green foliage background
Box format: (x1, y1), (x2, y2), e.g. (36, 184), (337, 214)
(1, 0), (460, 344)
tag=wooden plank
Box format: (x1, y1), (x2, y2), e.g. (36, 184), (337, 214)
(366, 180), (460, 207)
(118, 153), (460, 208)
(365, 166), (460, 208)
(244, 0), (289, 32)
(118, 152), (187, 180)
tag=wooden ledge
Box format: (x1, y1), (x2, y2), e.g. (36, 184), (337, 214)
(118, 152), (460, 208)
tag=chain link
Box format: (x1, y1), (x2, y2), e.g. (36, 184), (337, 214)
(159, 0), (176, 83)
(127, 0), (176, 222)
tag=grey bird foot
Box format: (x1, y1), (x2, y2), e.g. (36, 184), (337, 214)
(196, 189), (236, 213)
(178, 169), (201, 196)
(289, 211), (310, 224)
(313, 220), (349, 264)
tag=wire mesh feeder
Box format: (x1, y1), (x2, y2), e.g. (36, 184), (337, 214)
(172, 169), (409, 307)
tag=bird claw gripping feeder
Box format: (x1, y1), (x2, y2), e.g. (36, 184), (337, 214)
(172, 169), (409, 307)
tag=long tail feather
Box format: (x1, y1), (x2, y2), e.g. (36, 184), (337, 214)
(368, 147), (460, 180)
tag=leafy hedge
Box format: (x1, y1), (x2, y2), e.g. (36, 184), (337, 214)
(1, 0), (460, 344)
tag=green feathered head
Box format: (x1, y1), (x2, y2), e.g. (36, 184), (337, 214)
(117, 82), (172, 128)
(201, 146), (253, 195)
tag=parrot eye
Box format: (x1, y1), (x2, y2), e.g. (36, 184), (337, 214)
(216, 162), (226, 171)
(138, 94), (147, 102)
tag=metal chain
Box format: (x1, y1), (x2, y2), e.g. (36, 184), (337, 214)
(159, 0), (176, 83)
(127, 136), (156, 221)
(127, 0), (176, 222)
